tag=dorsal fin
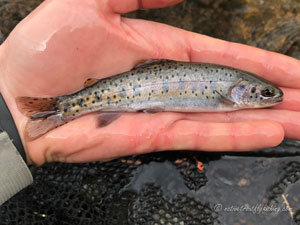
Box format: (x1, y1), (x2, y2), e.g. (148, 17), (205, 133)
(133, 59), (173, 70)
(84, 78), (99, 87)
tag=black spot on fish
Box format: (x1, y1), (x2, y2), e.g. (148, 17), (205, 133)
(260, 97), (263, 100)
(94, 91), (98, 95)
(251, 87), (256, 93)
(216, 69), (218, 72)
(33, 98), (38, 101)
(72, 103), (76, 107)
(29, 102), (33, 104)
(195, 69), (198, 72)
(137, 77), (140, 81)
(92, 100), (95, 104)
(168, 66), (171, 69)
(205, 86), (208, 89)
(180, 92), (182, 95)
(84, 104), (87, 107)
(64, 108), (68, 112)
(172, 75), (174, 78)
(230, 74), (232, 77)
(145, 76), (148, 80)
(113, 95), (116, 99)
(202, 92), (204, 95)
(120, 79), (123, 83)
(103, 81), (107, 84)
(76, 109), (79, 112)
(210, 80), (212, 84)
(206, 96), (209, 99)
(77, 99), (84, 107)
(86, 97), (89, 101)
(129, 83), (132, 86)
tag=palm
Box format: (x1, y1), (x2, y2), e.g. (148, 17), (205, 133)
(1, 0), (300, 165)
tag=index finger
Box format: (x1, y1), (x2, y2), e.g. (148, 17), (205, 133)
(120, 18), (300, 88)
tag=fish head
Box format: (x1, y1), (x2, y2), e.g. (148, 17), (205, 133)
(229, 77), (283, 109)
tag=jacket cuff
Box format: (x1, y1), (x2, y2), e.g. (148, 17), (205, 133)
(0, 132), (33, 205)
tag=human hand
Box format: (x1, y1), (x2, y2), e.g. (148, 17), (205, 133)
(1, 0), (300, 165)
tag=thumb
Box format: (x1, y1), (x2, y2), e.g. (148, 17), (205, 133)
(105, 0), (183, 14)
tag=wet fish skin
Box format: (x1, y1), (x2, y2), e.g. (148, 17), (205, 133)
(16, 60), (283, 140)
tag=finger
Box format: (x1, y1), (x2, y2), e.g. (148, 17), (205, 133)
(272, 87), (300, 111)
(63, 120), (284, 163)
(184, 109), (300, 140)
(26, 112), (283, 164)
(106, 0), (183, 14)
(121, 18), (300, 88)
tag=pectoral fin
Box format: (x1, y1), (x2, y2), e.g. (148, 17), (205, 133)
(215, 91), (236, 106)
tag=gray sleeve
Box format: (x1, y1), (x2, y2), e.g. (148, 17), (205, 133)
(0, 131), (33, 206)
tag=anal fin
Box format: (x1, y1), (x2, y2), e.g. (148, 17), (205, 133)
(137, 107), (164, 114)
(97, 112), (122, 128)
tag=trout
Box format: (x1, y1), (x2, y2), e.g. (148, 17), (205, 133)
(16, 60), (283, 140)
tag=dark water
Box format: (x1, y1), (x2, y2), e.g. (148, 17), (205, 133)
(1, 1), (300, 224)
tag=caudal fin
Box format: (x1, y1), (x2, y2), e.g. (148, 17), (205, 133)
(16, 97), (64, 140)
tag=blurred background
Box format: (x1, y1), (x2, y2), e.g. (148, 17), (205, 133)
(1, 0), (300, 224)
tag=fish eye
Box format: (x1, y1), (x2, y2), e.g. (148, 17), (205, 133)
(261, 88), (275, 97)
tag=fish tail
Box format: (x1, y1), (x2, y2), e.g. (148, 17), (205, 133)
(16, 96), (64, 140)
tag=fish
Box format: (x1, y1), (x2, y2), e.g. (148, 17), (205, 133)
(16, 60), (283, 140)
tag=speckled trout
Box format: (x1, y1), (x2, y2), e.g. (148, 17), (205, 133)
(16, 60), (283, 140)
